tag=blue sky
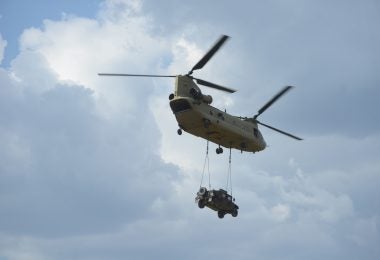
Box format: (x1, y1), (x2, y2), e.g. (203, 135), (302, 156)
(0, 0), (379, 259)
(0, 0), (101, 66)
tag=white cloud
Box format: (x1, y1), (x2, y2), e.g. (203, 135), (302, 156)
(271, 204), (290, 221)
(1, 0), (178, 241)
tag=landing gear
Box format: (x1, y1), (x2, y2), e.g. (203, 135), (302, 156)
(177, 129), (182, 135)
(216, 146), (223, 154)
(218, 211), (225, 219)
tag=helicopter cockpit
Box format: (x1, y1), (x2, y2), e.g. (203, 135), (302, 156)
(169, 98), (192, 114)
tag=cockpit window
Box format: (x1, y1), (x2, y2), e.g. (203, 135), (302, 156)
(170, 99), (191, 113)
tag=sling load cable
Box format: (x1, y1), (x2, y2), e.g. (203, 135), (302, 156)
(226, 147), (233, 195)
(200, 140), (211, 189)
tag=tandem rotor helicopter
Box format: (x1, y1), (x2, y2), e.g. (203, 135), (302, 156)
(99, 35), (302, 154)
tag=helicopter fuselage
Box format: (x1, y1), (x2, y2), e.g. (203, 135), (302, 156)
(169, 75), (266, 152)
(99, 35), (301, 153)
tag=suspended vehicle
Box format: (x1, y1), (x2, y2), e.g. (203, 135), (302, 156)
(196, 187), (238, 219)
(99, 35), (302, 154)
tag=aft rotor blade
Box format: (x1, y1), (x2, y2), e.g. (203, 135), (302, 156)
(98, 73), (176, 78)
(257, 121), (302, 140)
(254, 86), (293, 119)
(194, 78), (236, 93)
(188, 35), (230, 75)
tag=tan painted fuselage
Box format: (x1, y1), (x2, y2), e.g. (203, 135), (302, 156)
(169, 75), (266, 152)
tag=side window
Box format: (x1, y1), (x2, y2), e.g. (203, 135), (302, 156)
(217, 112), (225, 121)
(253, 128), (258, 138)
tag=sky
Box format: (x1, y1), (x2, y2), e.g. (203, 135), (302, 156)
(0, 0), (379, 259)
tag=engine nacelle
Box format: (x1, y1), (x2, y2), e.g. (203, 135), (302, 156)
(190, 88), (213, 104)
(202, 94), (213, 104)
(190, 88), (202, 99)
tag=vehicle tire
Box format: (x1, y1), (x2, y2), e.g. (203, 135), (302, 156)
(198, 200), (205, 209)
(198, 187), (207, 195)
(218, 211), (225, 219)
(232, 210), (238, 217)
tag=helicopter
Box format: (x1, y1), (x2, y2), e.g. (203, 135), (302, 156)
(99, 35), (302, 154)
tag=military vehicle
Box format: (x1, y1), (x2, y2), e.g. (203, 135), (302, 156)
(196, 187), (239, 218)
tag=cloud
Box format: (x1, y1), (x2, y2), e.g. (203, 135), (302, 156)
(1, 0), (379, 259)
(142, 0), (380, 139)
(0, 0), (179, 241)
(0, 66), (179, 237)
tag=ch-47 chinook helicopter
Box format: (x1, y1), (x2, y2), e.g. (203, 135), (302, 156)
(99, 35), (302, 154)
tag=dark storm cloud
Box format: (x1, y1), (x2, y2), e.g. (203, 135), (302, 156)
(0, 53), (179, 237)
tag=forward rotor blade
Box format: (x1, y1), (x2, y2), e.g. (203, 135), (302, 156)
(257, 121), (302, 140)
(188, 35), (230, 75)
(98, 73), (176, 78)
(254, 86), (293, 119)
(194, 78), (236, 93)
